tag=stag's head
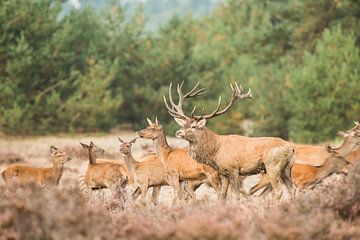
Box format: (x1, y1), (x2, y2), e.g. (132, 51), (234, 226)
(118, 137), (137, 155)
(50, 145), (72, 165)
(80, 141), (105, 156)
(163, 81), (252, 143)
(327, 145), (350, 174)
(337, 121), (360, 146)
(137, 118), (163, 140)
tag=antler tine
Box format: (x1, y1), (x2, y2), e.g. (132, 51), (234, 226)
(194, 82), (252, 120)
(183, 82), (206, 98)
(164, 81), (206, 120)
(163, 95), (187, 119)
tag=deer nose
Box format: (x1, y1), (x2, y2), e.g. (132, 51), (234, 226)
(175, 130), (185, 138)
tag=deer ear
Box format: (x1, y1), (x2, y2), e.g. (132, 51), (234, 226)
(89, 141), (94, 148)
(50, 145), (58, 153)
(80, 142), (89, 149)
(130, 137), (137, 144)
(118, 137), (124, 143)
(174, 117), (186, 126)
(197, 119), (207, 128)
(327, 145), (337, 154)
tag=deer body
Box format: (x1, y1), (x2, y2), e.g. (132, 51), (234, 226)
(138, 119), (222, 203)
(81, 142), (128, 195)
(2, 146), (71, 187)
(164, 81), (295, 201)
(119, 137), (167, 205)
(250, 122), (360, 195)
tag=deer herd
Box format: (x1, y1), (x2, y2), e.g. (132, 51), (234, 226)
(2, 82), (360, 206)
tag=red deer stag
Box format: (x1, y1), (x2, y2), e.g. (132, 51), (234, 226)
(164, 82), (296, 201)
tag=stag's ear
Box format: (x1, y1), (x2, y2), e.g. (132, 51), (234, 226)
(327, 145), (336, 154)
(89, 141), (94, 148)
(130, 137), (137, 144)
(174, 117), (186, 126)
(50, 145), (58, 153)
(197, 119), (207, 128)
(80, 142), (89, 149)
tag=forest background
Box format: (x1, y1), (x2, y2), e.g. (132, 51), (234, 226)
(1, 0), (359, 143)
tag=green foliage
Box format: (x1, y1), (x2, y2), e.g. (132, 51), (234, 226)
(287, 27), (360, 143)
(0, 0), (359, 142)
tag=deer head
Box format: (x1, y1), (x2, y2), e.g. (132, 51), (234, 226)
(137, 117), (163, 140)
(50, 145), (72, 165)
(118, 137), (137, 155)
(80, 141), (105, 156)
(163, 81), (252, 143)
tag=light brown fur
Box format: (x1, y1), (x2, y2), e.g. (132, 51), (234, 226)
(119, 137), (168, 205)
(250, 122), (360, 195)
(2, 146), (71, 187)
(80, 142), (128, 195)
(164, 82), (295, 201)
(138, 119), (222, 204)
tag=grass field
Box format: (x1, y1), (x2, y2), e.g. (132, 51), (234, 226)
(0, 133), (359, 239)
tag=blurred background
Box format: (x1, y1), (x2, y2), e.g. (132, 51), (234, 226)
(0, 0), (359, 143)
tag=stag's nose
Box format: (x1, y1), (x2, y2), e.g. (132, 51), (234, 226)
(175, 130), (185, 138)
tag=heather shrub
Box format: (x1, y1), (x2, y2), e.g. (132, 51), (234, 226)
(324, 161), (360, 221)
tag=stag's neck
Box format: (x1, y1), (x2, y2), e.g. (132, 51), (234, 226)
(123, 153), (137, 174)
(88, 151), (97, 164)
(154, 129), (171, 164)
(51, 161), (65, 185)
(188, 128), (221, 171)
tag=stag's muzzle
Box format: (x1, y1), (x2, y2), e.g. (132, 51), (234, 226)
(175, 130), (185, 138)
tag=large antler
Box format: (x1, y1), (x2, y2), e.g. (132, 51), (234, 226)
(192, 82), (253, 120)
(163, 81), (205, 120)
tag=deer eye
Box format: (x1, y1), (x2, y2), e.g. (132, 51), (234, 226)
(191, 125), (197, 129)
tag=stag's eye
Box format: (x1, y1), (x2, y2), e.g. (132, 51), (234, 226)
(191, 125), (197, 129)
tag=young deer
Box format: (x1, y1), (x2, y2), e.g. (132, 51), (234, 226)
(137, 118), (222, 204)
(80, 141), (128, 195)
(250, 122), (360, 195)
(164, 82), (296, 201)
(118, 137), (168, 205)
(2, 146), (71, 187)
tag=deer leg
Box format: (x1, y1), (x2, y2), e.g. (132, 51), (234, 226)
(140, 183), (149, 203)
(250, 173), (270, 195)
(219, 175), (230, 200)
(132, 186), (142, 200)
(228, 172), (242, 200)
(167, 174), (181, 205)
(151, 186), (161, 205)
(183, 182), (196, 202)
(264, 146), (292, 202)
(204, 171), (222, 199)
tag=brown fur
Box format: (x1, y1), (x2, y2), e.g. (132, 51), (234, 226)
(250, 122), (360, 195)
(251, 154), (349, 194)
(175, 121), (295, 201)
(80, 142), (128, 195)
(138, 119), (222, 204)
(2, 146), (71, 187)
(119, 137), (168, 205)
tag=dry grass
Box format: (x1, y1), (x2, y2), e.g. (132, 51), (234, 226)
(0, 134), (359, 239)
